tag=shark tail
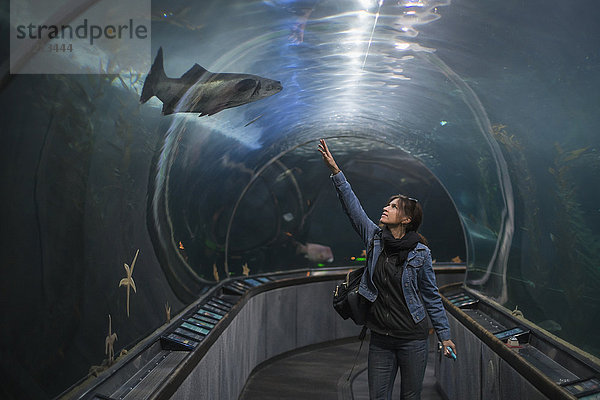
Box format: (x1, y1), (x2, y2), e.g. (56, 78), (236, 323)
(140, 47), (166, 103)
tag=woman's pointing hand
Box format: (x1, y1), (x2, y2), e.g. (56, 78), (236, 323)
(318, 139), (341, 175)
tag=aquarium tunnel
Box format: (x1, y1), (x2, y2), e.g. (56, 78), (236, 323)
(1, 0), (599, 399)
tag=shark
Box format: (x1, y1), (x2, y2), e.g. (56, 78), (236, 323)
(140, 47), (283, 116)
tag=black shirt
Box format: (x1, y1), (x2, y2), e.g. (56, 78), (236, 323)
(367, 251), (428, 339)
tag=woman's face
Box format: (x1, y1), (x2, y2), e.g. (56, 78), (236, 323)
(380, 198), (411, 226)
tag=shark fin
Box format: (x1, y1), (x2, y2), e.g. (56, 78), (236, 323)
(180, 64), (207, 83)
(140, 47), (167, 103)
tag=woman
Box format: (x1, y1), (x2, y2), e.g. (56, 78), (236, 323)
(318, 139), (457, 400)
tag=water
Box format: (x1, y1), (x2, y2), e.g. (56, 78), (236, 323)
(1, 0), (599, 397)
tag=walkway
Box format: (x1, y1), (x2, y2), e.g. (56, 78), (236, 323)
(239, 337), (444, 400)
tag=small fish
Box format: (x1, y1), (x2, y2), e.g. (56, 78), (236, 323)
(213, 263), (220, 282)
(297, 242), (334, 263)
(537, 319), (562, 332)
(140, 47), (283, 116)
(563, 147), (589, 162)
(451, 256), (463, 263)
(276, 168), (295, 183)
(220, 154), (254, 176)
(282, 212), (294, 222)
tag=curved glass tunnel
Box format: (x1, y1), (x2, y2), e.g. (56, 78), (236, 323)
(1, 0), (599, 398)
(161, 136), (465, 301)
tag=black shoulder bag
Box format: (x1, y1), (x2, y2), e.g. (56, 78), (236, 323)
(333, 267), (370, 325)
(333, 267), (370, 380)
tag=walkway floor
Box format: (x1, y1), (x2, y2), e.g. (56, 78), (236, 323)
(239, 338), (444, 400)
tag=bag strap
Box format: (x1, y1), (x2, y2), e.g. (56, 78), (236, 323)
(345, 270), (352, 285)
(347, 326), (368, 380)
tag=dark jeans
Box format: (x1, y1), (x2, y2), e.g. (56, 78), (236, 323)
(368, 332), (429, 400)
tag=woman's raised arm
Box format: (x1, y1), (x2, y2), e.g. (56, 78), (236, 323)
(318, 139), (378, 246)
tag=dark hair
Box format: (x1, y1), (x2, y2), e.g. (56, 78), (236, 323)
(380, 194), (428, 245)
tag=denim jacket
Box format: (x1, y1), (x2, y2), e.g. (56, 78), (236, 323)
(332, 171), (451, 342)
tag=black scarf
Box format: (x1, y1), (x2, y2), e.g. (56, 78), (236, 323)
(382, 228), (420, 264)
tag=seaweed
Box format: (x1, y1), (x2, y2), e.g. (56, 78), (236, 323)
(165, 302), (171, 324)
(491, 123), (543, 269)
(549, 143), (600, 284)
(544, 141), (599, 355)
(118, 249), (140, 317)
(104, 314), (118, 366)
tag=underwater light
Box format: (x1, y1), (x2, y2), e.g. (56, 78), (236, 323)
(359, 0), (377, 8)
(403, 1), (425, 7)
(357, 9), (370, 19)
